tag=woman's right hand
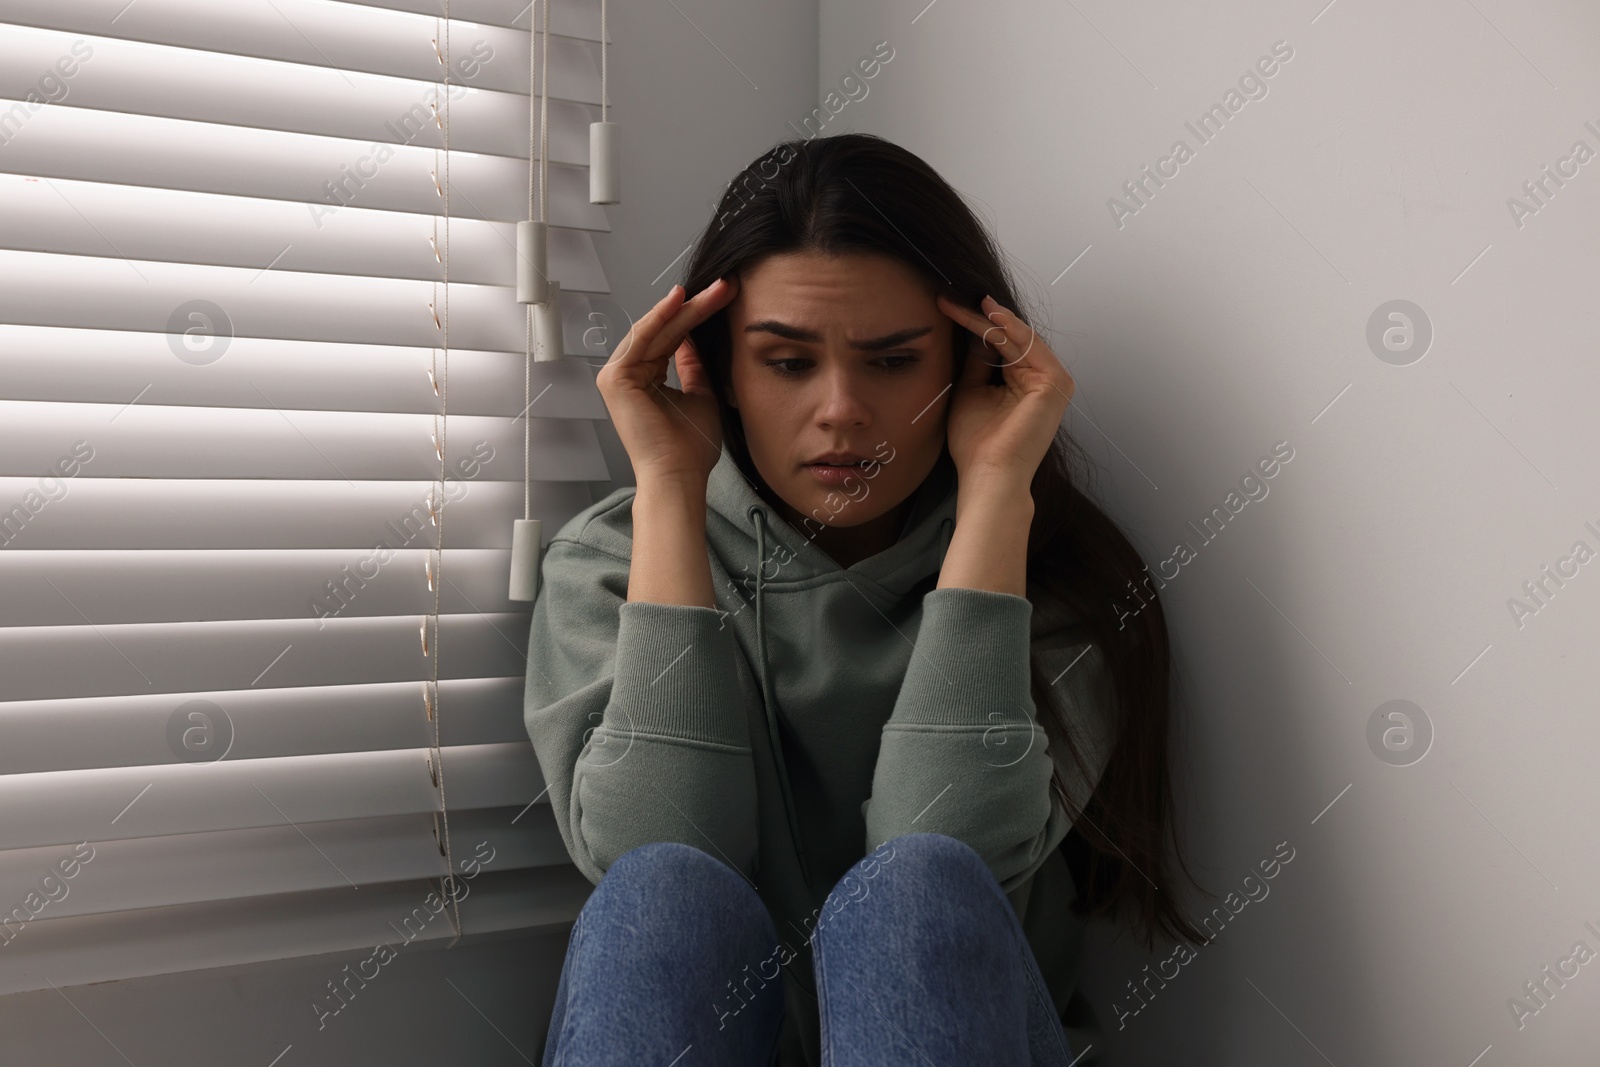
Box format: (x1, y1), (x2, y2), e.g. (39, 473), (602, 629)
(596, 277), (740, 488)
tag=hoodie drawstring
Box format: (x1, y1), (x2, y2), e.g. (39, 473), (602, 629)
(750, 505), (813, 889)
(746, 508), (954, 892)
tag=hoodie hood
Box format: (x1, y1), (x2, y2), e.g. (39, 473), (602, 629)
(705, 442), (959, 598)
(700, 442), (959, 887)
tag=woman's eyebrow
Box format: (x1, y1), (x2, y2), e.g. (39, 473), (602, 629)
(743, 321), (934, 351)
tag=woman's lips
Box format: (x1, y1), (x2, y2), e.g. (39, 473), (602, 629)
(805, 462), (869, 486)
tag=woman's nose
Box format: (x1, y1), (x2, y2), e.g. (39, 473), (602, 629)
(815, 369), (870, 428)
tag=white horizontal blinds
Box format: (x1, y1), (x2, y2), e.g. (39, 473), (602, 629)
(0, 0), (614, 991)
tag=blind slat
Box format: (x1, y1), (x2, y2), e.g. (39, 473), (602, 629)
(0, 676), (529, 774)
(0, 325), (611, 416)
(0, 741), (542, 851)
(0, 550), (537, 628)
(0, 243), (609, 348)
(0, 477), (598, 549)
(0, 405), (604, 480)
(337, 0), (610, 37)
(0, 614), (533, 701)
(0, 106), (600, 217)
(0, 175), (605, 285)
(0, 865), (592, 998)
(0, 806), (569, 924)
(0, 402), (558, 481)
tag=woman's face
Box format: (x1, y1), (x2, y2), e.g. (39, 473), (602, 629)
(725, 250), (956, 537)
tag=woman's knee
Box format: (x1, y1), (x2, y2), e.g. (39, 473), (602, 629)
(814, 833), (1010, 946)
(604, 840), (729, 884)
(861, 832), (999, 893)
(590, 841), (770, 927)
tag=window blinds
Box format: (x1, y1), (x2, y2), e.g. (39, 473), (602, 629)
(0, 0), (615, 995)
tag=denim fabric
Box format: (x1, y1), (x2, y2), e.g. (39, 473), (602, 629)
(540, 833), (1078, 1067)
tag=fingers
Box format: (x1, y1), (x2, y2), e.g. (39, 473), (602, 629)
(936, 293), (1037, 369)
(608, 284), (687, 368)
(979, 296), (1038, 367)
(673, 335), (711, 395)
(643, 275), (740, 366)
(607, 276), (738, 372)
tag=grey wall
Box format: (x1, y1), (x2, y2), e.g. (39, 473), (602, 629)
(819, 2), (1600, 1065)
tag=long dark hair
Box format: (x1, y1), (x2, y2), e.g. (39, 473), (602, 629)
(681, 132), (1208, 948)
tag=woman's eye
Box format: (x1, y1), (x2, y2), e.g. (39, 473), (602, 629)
(760, 355), (918, 376)
(763, 358), (809, 377)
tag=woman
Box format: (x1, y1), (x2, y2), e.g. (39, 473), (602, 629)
(523, 132), (1206, 1066)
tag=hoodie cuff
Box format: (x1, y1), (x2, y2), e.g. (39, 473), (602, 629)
(891, 587), (1035, 727)
(607, 601), (753, 748)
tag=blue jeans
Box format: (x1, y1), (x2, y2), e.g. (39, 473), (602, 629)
(539, 832), (1078, 1066)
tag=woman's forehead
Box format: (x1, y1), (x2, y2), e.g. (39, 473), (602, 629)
(732, 252), (940, 328)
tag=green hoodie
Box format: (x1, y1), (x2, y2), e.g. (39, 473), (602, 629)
(523, 442), (1118, 1065)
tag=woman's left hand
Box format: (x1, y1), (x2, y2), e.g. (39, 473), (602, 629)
(935, 293), (1075, 490)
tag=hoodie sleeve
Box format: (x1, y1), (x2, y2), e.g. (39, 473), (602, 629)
(522, 532), (762, 886)
(864, 586), (1114, 893)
